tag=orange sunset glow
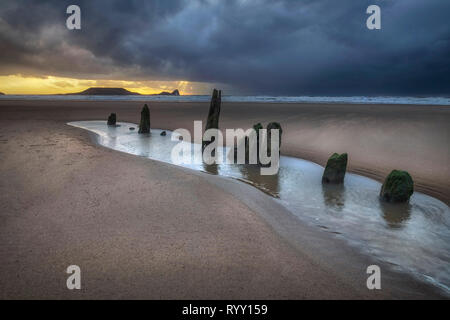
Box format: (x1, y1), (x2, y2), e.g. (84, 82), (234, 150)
(0, 75), (212, 95)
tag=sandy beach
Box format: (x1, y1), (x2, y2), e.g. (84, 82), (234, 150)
(0, 99), (448, 299)
(2, 100), (448, 203)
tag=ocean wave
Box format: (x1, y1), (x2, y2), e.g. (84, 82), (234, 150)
(1, 94), (449, 105)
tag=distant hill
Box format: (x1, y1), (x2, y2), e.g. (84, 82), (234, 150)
(66, 87), (181, 96)
(67, 88), (141, 95)
(154, 89), (180, 96)
(0, 92), (4, 95)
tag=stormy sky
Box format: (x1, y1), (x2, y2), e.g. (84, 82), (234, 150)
(0, 0), (449, 95)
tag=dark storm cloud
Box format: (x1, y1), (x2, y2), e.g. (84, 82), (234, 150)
(0, 0), (449, 95)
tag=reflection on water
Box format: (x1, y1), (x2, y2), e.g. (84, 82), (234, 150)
(68, 121), (450, 294)
(380, 201), (412, 229)
(203, 163), (219, 175)
(239, 164), (280, 197)
(322, 184), (346, 211)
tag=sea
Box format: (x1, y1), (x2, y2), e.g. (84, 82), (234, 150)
(1, 95), (449, 105)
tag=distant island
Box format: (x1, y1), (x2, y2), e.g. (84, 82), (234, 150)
(154, 89), (180, 96)
(0, 92), (4, 95)
(67, 88), (140, 95)
(66, 87), (181, 96)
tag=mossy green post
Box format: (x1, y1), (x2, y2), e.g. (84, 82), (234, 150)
(243, 123), (263, 163)
(139, 104), (150, 134)
(202, 89), (222, 149)
(322, 153), (348, 184)
(267, 122), (282, 157)
(107, 113), (116, 126)
(380, 170), (414, 203)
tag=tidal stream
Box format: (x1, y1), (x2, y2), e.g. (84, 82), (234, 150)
(69, 121), (450, 294)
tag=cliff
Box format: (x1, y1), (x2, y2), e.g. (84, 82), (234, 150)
(67, 88), (140, 95)
(155, 89), (180, 96)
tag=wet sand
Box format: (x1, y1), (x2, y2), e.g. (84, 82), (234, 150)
(1, 100), (448, 204)
(0, 100), (448, 299)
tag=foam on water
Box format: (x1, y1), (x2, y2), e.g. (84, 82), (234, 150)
(69, 121), (450, 294)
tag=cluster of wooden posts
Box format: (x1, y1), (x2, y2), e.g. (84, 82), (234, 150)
(107, 89), (414, 203)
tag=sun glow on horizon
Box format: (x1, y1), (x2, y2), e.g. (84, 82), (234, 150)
(0, 75), (210, 95)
